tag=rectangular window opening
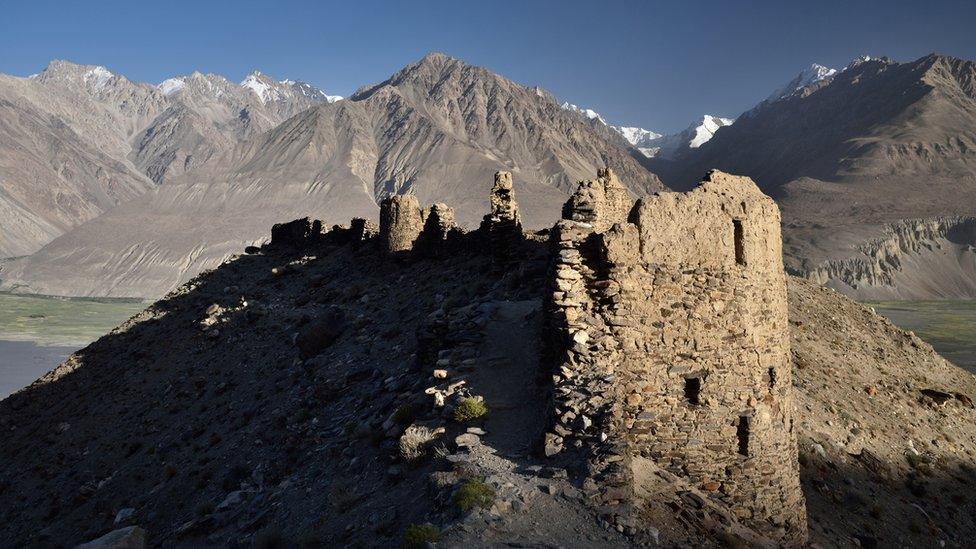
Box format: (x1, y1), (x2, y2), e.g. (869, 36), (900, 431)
(736, 416), (750, 456)
(768, 367), (776, 388)
(733, 219), (746, 266)
(684, 377), (701, 405)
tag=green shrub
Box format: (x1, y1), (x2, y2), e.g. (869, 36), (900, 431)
(453, 479), (495, 512)
(452, 398), (487, 423)
(403, 523), (440, 549)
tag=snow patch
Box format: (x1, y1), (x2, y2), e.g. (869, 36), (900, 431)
(320, 91), (343, 103)
(613, 126), (663, 147)
(84, 66), (113, 91)
(560, 102), (606, 125)
(766, 63), (837, 102)
(689, 115), (734, 148)
(157, 78), (186, 96)
(241, 71), (281, 104)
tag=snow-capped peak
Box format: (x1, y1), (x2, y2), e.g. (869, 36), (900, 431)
(560, 102), (606, 125)
(240, 71), (341, 104)
(84, 66), (114, 91)
(157, 77), (186, 96)
(241, 71), (280, 104)
(766, 63), (837, 102)
(844, 55), (877, 70)
(688, 115), (734, 148)
(613, 126), (663, 147)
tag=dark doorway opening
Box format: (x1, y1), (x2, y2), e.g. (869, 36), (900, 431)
(733, 219), (746, 266)
(736, 416), (750, 456)
(684, 377), (701, 405)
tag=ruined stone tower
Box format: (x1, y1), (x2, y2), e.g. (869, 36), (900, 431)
(480, 171), (523, 261)
(379, 195), (424, 253)
(548, 169), (807, 543)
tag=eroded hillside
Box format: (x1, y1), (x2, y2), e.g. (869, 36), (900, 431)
(1, 211), (973, 548)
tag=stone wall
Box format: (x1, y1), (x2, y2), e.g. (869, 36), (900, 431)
(560, 168), (633, 233)
(480, 171), (524, 262)
(379, 195), (424, 253)
(415, 203), (457, 256)
(547, 170), (807, 544)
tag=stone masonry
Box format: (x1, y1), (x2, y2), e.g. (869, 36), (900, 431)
(560, 167), (633, 232)
(379, 194), (424, 253)
(480, 171), (523, 261)
(547, 169), (807, 544)
(299, 168), (806, 542)
(415, 203), (457, 256)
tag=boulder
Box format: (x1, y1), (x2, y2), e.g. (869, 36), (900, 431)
(295, 307), (346, 359)
(74, 526), (146, 549)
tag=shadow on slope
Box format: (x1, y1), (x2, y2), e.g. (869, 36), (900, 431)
(0, 230), (566, 547)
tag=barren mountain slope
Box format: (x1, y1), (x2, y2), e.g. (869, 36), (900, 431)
(0, 64), (161, 257)
(0, 62), (333, 257)
(0, 227), (972, 548)
(0, 53), (663, 299)
(650, 54), (976, 298)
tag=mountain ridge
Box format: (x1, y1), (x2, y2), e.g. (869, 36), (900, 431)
(650, 53), (976, 298)
(0, 53), (662, 298)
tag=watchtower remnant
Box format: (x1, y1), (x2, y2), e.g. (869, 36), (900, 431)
(548, 169), (807, 543)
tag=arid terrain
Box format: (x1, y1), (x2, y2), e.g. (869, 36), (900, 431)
(1, 179), (973, 546)
(2, 53), (975, 301)
(651, 54), (976, 299)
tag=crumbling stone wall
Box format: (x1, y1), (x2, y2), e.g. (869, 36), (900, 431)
(379, 195), (424, 253)
(548, 170), (807, 544)
(415, 203), (457, 255)
(560, 168), (633, 232)
(480, 171), (523, 261)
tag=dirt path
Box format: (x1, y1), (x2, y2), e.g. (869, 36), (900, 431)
(472, 299), (547, 458)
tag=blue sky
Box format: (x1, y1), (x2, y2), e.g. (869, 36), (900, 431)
(1, 0), (974, 133)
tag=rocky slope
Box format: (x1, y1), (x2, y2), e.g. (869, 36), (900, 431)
(807, 216), (976, 299)
(0, 61), (336, 258)
(649, 54), (976, 298)
(0, 53), (662, 299)
(0, 215), (973, 548)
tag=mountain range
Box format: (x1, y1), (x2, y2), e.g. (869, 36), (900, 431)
(1, 52), (975, 299)
(651, 54), (976, 298)
(0, 61), (336, 258)
(0, 54), (660, 297)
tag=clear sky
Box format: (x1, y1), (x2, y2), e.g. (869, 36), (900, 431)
(2, 0), (975, 133)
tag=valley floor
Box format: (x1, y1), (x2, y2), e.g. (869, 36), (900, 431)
(869, 300), (976, 373)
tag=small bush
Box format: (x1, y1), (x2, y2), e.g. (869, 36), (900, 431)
(399, 425), (439, 461)
(452, 398), (487, 423)
(453, 479), (495, 512)
(403, 523), (440, 549)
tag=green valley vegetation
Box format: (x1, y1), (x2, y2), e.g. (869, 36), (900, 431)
(0, 293), (146, 347)
(869, 300), (976, 372)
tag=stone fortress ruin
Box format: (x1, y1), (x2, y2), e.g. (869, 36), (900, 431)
(548, 169), (807, 543)
(274, 167), (808, 544)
